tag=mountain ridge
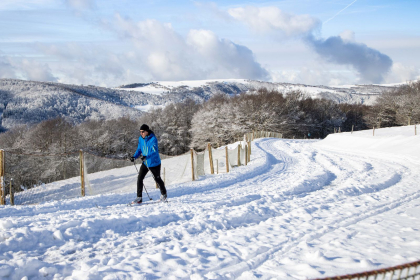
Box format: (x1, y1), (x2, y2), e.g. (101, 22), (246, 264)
(0, 78), (399, 132)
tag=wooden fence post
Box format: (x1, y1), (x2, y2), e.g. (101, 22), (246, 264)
(190, 148), (195, 181)
(373, 127), (375, 136)
(208, 143), (214, 174)
(351, 125), (354, 134)
(163, 167), (166, 185)
(245, 143), (248, 166)
(248, 141), (251, 162)
(237, 144), (241, 166)
(10, 180), (14, 206)
(79, 150), (85, 197)
(415, 124), (417, 136)
(0, 150), (4, 205)
(225, 146), (229, 173)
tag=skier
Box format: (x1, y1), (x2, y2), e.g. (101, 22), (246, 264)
(130, 124), (167, 204)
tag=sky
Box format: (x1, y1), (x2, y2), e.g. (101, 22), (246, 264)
(0, 0), (419, 87)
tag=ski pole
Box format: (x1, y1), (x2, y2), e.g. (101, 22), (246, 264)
(133, 161), (152, 201)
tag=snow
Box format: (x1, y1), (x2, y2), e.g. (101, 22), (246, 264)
(157, 79), (249, 89)
(1, 125), (419, 279)
(115, 79), (397, 107)
(134, 104), (166, 112)
(118, 79), (250, 95)
(278, 84), (338, 96)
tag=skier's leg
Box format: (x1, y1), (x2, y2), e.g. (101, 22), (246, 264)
(149, 164), (167, 196)
(137, 163), (149, 198)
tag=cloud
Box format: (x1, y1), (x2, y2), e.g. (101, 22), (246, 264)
(194, 2), (233, 22)
(384, 62), (420, 84)
(187, 29), (269, 79)
(339, 30), (355, 43)
(0, 55), (16, 78)
(228, 6), (321, 37)
(110, 15), (269, 81)
(63, 0), (95, 10)
(0, 0), (56, 10)
(0, 53), (57, 82)
(215, 4), (395, 84)
(25, 15), (269, 86)
(113, 15), (185, 53)
(18, 59), (57, 82)
(306, 34), (393, 84)
(15, 59), (57, 82)
(270, 65), (356, 86)
(35, 42), (130, 85)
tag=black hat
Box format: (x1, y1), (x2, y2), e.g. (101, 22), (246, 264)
(140, 124), (149, 131)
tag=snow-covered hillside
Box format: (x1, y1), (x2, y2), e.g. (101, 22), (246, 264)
(1, 125), (419, 279)
(0, 79), (143, 130)
(119, 79), (398, 106)
(0, 78), (398, 131)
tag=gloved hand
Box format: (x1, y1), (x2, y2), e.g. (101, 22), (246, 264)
(130, 156), (135, 162)
(140, 155), (146, 162)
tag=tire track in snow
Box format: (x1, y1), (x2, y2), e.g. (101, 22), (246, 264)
(174, 138), (296, 206)
(209, 142), (420, 279)
(211, 189), (420, 279)
(3, 138), (418, 280)
(246, 189), (420, 280)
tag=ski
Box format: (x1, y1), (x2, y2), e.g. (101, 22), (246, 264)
(128, 199), (168, 207)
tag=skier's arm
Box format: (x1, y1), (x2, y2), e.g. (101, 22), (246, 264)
(148, 137), (159, 156)
(132, 138), (143, 159)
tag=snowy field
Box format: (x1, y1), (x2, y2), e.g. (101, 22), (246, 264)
(1, 126), (419, 279)
(115, 79), (397, 107)
(118, 79), (249, 95)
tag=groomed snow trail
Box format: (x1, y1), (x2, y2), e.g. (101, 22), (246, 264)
(1, 136), (419, 280)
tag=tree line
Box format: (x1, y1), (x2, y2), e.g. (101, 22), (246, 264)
(368, 80), (420, 127)
(0, 80), (418, 191)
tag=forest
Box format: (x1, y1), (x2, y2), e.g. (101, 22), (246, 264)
(0, 80), (419, 191)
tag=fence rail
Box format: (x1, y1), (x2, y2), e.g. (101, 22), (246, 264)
(1, 131), (419, 280)
(0, 131), (278, 206)
(313, 260), (420, 280)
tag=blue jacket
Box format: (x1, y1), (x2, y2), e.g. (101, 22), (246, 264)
(133, 132), (161, 168)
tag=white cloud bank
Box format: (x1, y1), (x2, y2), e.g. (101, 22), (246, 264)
(111, 15), (269, 82)
(5, 14), (268, 86)
(228, 6), (321, 37)
(384, 63), (420, 84)
(1, 2), (418, 87)
(0, 0), (56, 10)
(0, 54), (57, 82)
(225, 5), (397, 84)
(305, 34), (393, 84)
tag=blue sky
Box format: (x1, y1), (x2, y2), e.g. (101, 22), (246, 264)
(0, 0), (419, 86)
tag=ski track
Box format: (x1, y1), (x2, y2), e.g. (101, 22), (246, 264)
(0, 137), (419, 279)
(182, 139), (419, 279)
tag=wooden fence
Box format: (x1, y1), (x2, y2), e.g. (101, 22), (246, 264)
(313, 260), (420, 280)
(0, 131), (281, 205)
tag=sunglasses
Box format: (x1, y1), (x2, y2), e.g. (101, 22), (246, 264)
(140, 130), (147, 134)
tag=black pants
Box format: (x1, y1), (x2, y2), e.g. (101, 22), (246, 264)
(137, 163), (167, 198)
